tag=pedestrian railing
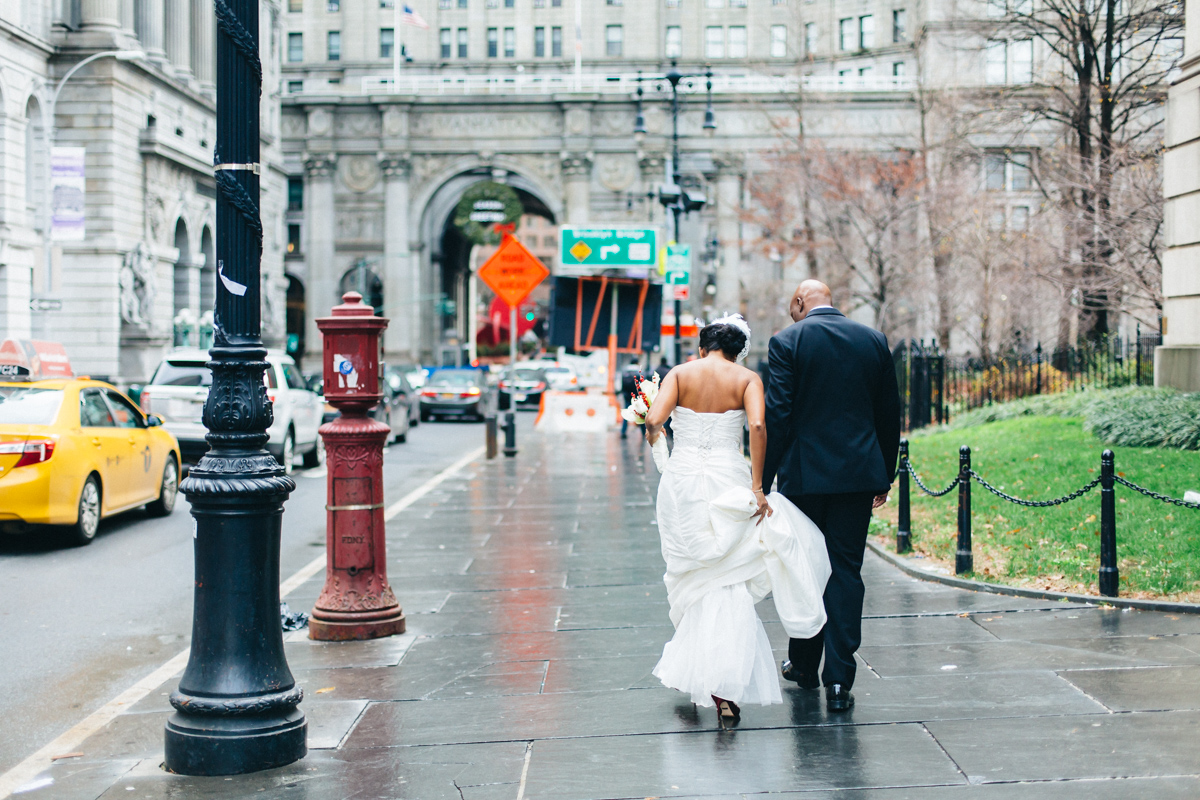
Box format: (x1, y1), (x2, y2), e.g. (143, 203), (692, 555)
(894, 439), (1200, 597)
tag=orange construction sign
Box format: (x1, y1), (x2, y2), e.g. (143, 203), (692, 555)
(478, 234), (550, 307)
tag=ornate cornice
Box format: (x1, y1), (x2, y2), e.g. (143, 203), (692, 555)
(561, 154), (593, 178)
(379, 154), (412, 179)
(303, 154), (336, 178)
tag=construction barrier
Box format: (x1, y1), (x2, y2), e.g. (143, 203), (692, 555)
(535, 390), (618, 433)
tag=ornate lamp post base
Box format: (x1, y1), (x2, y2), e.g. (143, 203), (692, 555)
(164, 707), (306, 776)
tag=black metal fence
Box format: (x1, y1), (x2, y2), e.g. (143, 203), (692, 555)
(894, 331), (1163, 431)
(895, 439), (1200, 597)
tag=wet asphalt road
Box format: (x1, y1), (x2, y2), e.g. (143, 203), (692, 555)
(0, 414), (500, 777)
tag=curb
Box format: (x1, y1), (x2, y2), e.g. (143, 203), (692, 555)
(866, 539), (1200, 615)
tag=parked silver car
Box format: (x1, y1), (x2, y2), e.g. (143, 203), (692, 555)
(141, 349), (324, 473)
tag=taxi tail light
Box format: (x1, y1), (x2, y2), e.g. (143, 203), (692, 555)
(570, 376), (578, 385)
(13, 439), (56, 468)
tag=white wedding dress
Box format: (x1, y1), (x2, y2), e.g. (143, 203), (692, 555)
(651, 407), (832, 707)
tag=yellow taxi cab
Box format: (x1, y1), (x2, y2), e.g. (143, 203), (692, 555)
(0, 378), (183, 545)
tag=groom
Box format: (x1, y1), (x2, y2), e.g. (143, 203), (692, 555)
(762, 280), (901, 712)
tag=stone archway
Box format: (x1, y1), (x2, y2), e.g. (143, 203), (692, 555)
(172, 219), (197, 346)
(413, 163), (561, 364)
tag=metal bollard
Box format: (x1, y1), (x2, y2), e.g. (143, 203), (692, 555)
(897, 439), (912, 553)
(1099, 449), (1119, 597)
(485, 414), (498, 459)
(502, 411), (517, 457)
(956, 445), (973, 574)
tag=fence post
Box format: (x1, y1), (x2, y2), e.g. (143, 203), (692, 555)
(1099, 449), (1119, 597)
(485, 414), (498, 459)
(897, 439), (911, 554)
(956, 445), (973, 574)
(1135, 324), (1142, 386)
(1036, 342), (1043, 394)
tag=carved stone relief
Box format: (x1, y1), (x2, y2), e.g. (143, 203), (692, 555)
(335, 210), (385, 243)
(564, 107), (590, 136)
(304, 154), (337, 178)
(381, 106), (408, 138)
(595, 154), (637, 192)
(119, 242), (157, 328)
(411, 113), (560, 138)
(341, 155), (380, 193)
(561, 154), (593, 179)
(335, 112), (380, 138)
(308, 107), (332, 137)
(281, 113), (306, 138)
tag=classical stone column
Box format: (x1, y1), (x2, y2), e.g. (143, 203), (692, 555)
(81, 0), (121, 28)
(562, 155), (593, 225)
(136, 0), (166, 63)
(1159, 26), (1200, 391)
(713, 156), (743, 314)
(380, 155), (416, 360)
(165, 0), (192, 80)
(191, 0), (215, 93)
(304, 154), (337, 362)
(121, 0), (136, 35)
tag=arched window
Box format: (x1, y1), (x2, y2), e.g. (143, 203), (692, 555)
(24, 96), (46, 230)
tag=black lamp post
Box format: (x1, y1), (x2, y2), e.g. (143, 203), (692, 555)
(164, 0), (306, 775)
(635, 63), (716, 365)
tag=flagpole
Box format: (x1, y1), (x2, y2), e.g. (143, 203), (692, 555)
(392, 0), (400, 90)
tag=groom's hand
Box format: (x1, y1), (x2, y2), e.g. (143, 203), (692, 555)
(872, 492), (889, 510)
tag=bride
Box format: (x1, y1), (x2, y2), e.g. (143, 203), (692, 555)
(643, 316), (831, 721)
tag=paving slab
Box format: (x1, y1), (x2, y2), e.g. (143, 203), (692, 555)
(18, 427), (1200, 800)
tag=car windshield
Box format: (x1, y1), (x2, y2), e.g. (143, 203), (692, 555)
(0, 387), (64, 425)
(544, 368), (571, 375)
(151, 361), (212, 387)
(510, 369), (545, 381)
(427, 370), (478, 387)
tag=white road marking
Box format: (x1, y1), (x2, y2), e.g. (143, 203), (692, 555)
(515, 741), (534, 800)
(0, 444), (486, 800)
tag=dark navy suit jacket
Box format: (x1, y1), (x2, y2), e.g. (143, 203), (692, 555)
(762, 308), (902, 497)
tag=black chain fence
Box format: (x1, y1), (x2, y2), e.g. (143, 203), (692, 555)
(895, 439), (1199, 597)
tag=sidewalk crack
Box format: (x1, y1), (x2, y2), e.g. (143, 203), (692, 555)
(921, 722), (971, 785)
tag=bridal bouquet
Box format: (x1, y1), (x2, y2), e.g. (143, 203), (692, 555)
(620, 373), (660, 425)
(621, 374), (670, 473)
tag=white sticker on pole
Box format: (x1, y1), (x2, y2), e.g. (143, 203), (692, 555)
(334, 354), (359, 389)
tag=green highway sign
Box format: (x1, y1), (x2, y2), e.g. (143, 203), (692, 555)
(560, 226), (659, 274)
(665, 244), (691, 285)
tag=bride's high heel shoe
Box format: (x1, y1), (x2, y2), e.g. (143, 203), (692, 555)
(712, 695), (740, 720)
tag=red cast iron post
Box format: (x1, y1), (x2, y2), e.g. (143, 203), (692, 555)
(308, 292), (406, 641)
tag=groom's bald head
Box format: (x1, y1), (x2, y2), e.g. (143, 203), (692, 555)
(789, 280), (833, 322)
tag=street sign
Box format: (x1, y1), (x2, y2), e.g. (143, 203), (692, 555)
(29, 298), (63, 312)
(665, 244), (691, 286)
(672, 285), (690, 301)
(478, 235), (550, 306)
(559, 226), (658, 274)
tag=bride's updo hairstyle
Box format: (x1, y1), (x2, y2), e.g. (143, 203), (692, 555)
(699, 322), (748, 361)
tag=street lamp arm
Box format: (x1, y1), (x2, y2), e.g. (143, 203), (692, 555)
(51, 50), (144, 109)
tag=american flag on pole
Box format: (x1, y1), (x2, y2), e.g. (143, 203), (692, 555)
(401, 4), (429, 28)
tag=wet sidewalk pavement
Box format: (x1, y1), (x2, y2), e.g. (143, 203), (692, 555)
(24, 428), (1200, 799)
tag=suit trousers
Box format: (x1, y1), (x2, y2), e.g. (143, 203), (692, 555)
(785, 492), (876, 688)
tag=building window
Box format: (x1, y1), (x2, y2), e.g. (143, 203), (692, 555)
(666, 25), (682, 58)
(534, 0), (544, 6)
(535, 26), (545, 57)
(705, 26), (725, 58)
(458, 27), (468, 57)
(551, 26), (562, 56)
(505, 0), (514, 6)
(1010, 206), (1030, 230)
(288, 177), (303, 210)
(287, 79), (303, 92)
(606, 25), (623, 56)
(859, 66), (873, 76)
(1010, 39), (1033, 83)
(458, 0), (467, 7)
(380, 28), (394, 58)
(606, 0), (623, 4)
(486, 0), (497, 7)
(487, 27), (498, 57)
(439, 0), (451, 6)
(730, 0), (746, 6)
(839, 18), (854, 51)
(1010, 152), (1032, 190)
(287, 224), (301, 254)
(666, 0), (680, 6)
(326, 0), (338, 11)
(327, 30), (340, 60)
(893, 9), (906, 42)
(440, 28), (452, 58)
(728, 26), (746, 58)
(985, 40), (1007, 83)
(859, 15), (874, 49)
(288, 0), (301, 11)
(504, 27), (515, 58)
(552, 0), (561, 5)
(287, 32), (303, 61)
(804, 22), (817, 53)
(771, 24), (787, 57)
(892, 61), (906, 76)
(984, 155), (1006, 190)
(706, 0), (723, 6)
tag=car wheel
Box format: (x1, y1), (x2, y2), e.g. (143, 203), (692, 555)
(68, 475), (101, 546)
(146, 458), (178, 518)
(420, 409), (431, 423)
(277, 431), (295, 475)
(302, 435), (324, 468)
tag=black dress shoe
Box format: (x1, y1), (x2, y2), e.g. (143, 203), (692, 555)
(781, 660), (820, 690)
(825, 684), (854, 712)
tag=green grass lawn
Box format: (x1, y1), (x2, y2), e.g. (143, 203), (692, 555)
(874, 416), (1200, 600)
